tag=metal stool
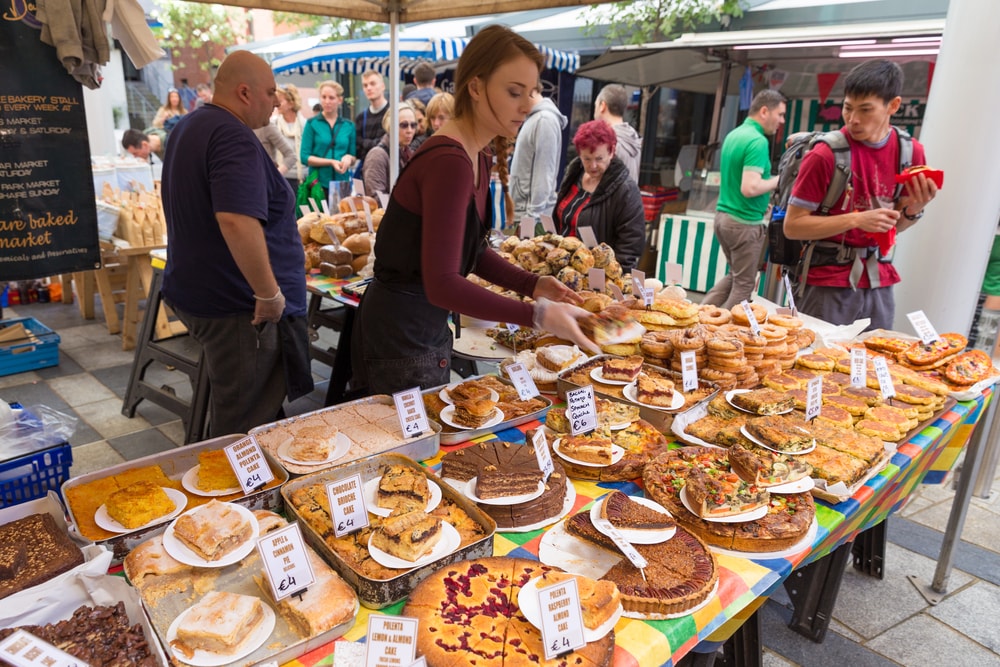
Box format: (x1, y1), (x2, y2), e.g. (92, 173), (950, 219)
(122, 260), (210, 444)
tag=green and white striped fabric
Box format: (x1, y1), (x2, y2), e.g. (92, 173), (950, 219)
(655, 214), (728, 293)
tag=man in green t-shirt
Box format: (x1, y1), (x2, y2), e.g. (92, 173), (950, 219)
(703, 89), (786, 309)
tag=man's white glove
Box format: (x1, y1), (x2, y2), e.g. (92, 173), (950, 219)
(252, 288), (285, 325)
(532, 297), (601, 355)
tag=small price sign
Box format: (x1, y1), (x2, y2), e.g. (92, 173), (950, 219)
(323, 224), (342, 248)
(566, 385), (597, 435)
(0, 630), (87, 667)
(805, 375), (823, 421)
(850, 347), (867, 387)
(393, 387), (430, 438)
(664, 262), (683, 285)
(377, 192), (390, 209)
(609, 283), (626, 302)
(353, 178), (366, 197)
(681, 349), (698, 392)
(299, 204), (313, 217)
(537, 576), (586, 661)
(907, 310), (941, 345)
(640, 287), (655, 307)
(532, 427), (554, 482)
(326, 474), (369, 538)
(630, 269), (645, 296)
(740, 299), (762, 336)
(364, 615), (418, 667)
(578, 226), (598, 247)
(258, 522), (316, 601)
(520, 215), (535, 239)
(782, 274), (798, 316)
(361, 198), (374, 234)
(505, 323), (520, 333)
(224, 435), (275, 494)
(539, 214), (557, 234)
(505, 362), (540, 400)
(872, 356), (896, 400)
(588, 268), (606, 294)
(592, 517), (648, 569)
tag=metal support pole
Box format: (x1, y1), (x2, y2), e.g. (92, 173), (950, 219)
(707, 61), (731, 146)
(972, 387), (1000, 498)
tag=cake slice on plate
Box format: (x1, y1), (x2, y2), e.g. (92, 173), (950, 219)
(370, 508), (443, 562)
(376, 464), (429, 512)
(635, 372), (676, 407)
(171, 591), (265, 658)
(599, 490), (674, 532)
(602, 355), (644, 382)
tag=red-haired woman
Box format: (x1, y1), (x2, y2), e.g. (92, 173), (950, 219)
(554, 120), (646, 271)
(353, 25), (596, 395)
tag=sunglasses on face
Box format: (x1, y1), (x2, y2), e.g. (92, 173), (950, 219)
(399, 122), (419, 130)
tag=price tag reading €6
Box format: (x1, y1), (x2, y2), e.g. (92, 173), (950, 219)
(681, 349), (698, 392)
(538, 576), (586, 661)
(782, 274), (798, 316)
(364, 614), (418, 667)
(588, 268), (606, 294)
(532, 427), (554, 482)
(505, 362), (540, 400)
(539, 214), (557, 234)
(326, 474), (369, 538)
(0, 629), (88, 667)
(872, 356), (896, 400)
(805, 375), (823, 421)
(520, 215), (535, 239)
(578, 226), (598, 247)
(850, 347), (868, 387)
(393, 387), (430, 439)
(907, 310), (941, 345)
(258, 522), (316, 601)
(566, 385), (598, 435)
(591, 517), (648, 569)
(224, 435), (275, 494)
(740, 299), (762, 336)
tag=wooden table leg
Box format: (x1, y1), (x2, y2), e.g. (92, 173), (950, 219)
(121, 255), (148, 350)
(73, 271), (96, 319)
(92, 268), (121, 334)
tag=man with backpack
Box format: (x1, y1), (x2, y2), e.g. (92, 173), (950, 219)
(702, 90), (786, 309)
(784, 60), (938, 330)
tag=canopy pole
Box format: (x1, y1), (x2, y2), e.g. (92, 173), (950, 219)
(389, 11), (400, 191)
(707, 60), (731, 146)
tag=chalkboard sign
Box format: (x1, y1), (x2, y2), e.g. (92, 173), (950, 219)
(0, 8), (101, 280)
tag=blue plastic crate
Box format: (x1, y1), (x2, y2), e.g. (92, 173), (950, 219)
(0, 443), (72, 508)
(0, 317), (60, 377)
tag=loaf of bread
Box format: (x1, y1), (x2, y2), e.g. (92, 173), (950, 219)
(343, 232), (372, 256)
(319, 245), (353, 266)
(320, 262), (353, 278)
(339, 195), (378, 213)
(350, 254), (369, 273)
(304, 244), (322, 269)
(342, 217), (369, 237)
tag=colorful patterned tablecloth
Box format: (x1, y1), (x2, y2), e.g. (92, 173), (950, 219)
(282, 389), (988, 667)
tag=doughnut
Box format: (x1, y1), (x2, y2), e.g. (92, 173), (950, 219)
(768, 313), (803, 329)
(731, 302), (768, 326)
(708, 357), (745, 370)
(699, 368), (738, 383)
(640, 332), (674, 359)
(761, 342), (789, 357)
(698, 305), (731, 326)
(674, 331), (705, 351)
(706, 338), (743, 354)
(758, 323), (788, 340)
(793, 328), (817, 348)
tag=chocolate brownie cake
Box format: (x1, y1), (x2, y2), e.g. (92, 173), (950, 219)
(0, 513), (84, 600)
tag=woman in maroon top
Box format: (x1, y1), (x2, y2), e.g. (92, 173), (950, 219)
(353, 26), (597, 395)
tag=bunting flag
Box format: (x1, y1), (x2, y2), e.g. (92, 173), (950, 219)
(817, 72), (841, 104)
(927, 62), (936, 95)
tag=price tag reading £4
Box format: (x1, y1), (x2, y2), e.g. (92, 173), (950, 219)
(740, 299), (762, 336)
(907, 310), (941, 345)
(224, 435), (275, 494)
(0, 629), (86, 667)
(326, 473), (369, 538)
(538, 575), (586, 661)
(258, 522), (316, 600)
(805, 375), (823, 421)
(532, 427), (554, 482)
(393, 387), (430, 439)
(681, 349), (698, 392)
(872, 356), (896, 400)
(566, 385), (598, 435)
(851, 347), (867, 387)
(364, 614), (418, 667)
(505, 362), (540, 400)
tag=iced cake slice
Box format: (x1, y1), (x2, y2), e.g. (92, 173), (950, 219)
(171, 591), (265, 658)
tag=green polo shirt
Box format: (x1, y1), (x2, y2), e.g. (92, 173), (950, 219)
(716, 117), (772, 223)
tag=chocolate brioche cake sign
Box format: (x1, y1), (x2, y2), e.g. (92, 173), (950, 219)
(0, 14), (101, 279)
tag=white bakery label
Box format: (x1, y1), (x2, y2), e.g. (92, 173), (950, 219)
(327, 474), (369, 537)
(225, 435), (275, 494)
(609, 283), (626, 302)
(681, 349), (698, 392)
(378, 192), (390, 209)
(851, 347), (867, 387)
(588, 268), (606, 294)
(361, 199), (375, 234)
(320, 198), (331, 215)
(592, 517), (648, 569)
(505, 323), (520, 333)
(538, 576), (587, 661)
(532, 427), (554, 482)
(258, 522), (316, 600)
(393, 387), (431, 438)
(566, 385), (598, 435)
(299, 204), (313, 217)
(539, 214), (557, 234)
(520, 215), (535, 239)
(664, 262), (683, 285)
(805, 375), (822, 421)
(640, 287), (655, 307)
(775, 307), (793, 317)
(907, 310), (940, 344)
(0, 630), (88, 667)
(323, 224), (342, 248)
(364, 615), (418, 667)
(782, 274), (798, 315)
(344, 196), (357, 214)
(740, 299), (762, 336)
(578, 226), (598, 247)
(353, 178), (366, 197)
(505, 362), (539, 400)
(872, 356), (896, 400)
(407, 659), (427, 667)
(631, 269), (645, 296)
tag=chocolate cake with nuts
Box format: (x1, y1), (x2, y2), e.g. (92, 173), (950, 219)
(0, 513), (84, 600)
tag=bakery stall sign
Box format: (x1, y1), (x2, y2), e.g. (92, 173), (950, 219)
(0, 12), (101, 280)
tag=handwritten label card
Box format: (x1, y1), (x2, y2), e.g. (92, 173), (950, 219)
(566, 385), (597, 435)
(872, 356), (896, 400)
(377, 193), (390, 209)
(0, 630), (87, 667)
(224, 435), (274, 494)
(520, 215), (535, 239)
(588, 268), (606, 294)
(782, 274), (798, 315)
(851, 347), (867, 387)
(681, 349), (698, 392)
(532, 428), (554, 482)
(365, 615), (418, 667)
(505, 362), (540, 400)
(361, 199), (374, 234)
(538, 576), (586, 661)
(805, 375), (822, 421)
(630, 269), (645, 296)
(609, 283), (626, 302)
(592, 517), (648, 569)
(323, 224), (342, 248)
(907, 310), (941, 344)
(258, 522), (316, 600)
(640, 287), (655, 307)
(740, 299), (762, 336)
(664, 262), (683, 285)
(578, 226), (598, 248)
(299, 204), (313, 217)
(353, 178), (366, 197)
(539, 214), (557, 234)
(393, 388), (430, 439)
(326, 474), (369, 538)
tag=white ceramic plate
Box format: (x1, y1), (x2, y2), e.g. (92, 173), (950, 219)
(181, 466), (242, 497)
(276, 432), (352, 466)
(708, 517), (820, 560)
(465, 477), (545, 505)
(517, 575), (622, 642)
(439, 405), (505, 431)
(162, 503), (260, 568)
(740, 425), (817, 455)
(623, 382), (685, 411)
(362, 476), (442, 517)
(679, 485), (769, 523)
(94, 487), (188, 534)
(367, 521), (460, 569)
(766, 476), (816, 494)
(502, 483), (576, 533)
(552, 438), (625, 468)
(166, 601), (275, 666)
(439, 384), (499, 405)
(589, 495), (676, 544)
(725, 389), (794, 415)
(590, 366), (636, 385)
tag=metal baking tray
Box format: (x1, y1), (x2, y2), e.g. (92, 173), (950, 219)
(136, 520), (357, 667)
(423, 374), (552, 445)
(556, 355), (719, 434)
(282, 452), (496, 609)
(249, 394), (441, 475)
(62, 434), (287, 564)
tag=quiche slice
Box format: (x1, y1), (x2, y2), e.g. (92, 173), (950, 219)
(745, 415), (815, 453)
(683, 466), (770, 519)
(728, 443), (813, 488)
(730, 388), (794, 415)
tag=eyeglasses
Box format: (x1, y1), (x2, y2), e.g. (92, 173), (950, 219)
(399, 122), (419, 130)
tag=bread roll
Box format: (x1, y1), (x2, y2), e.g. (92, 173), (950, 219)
(310, 224), (334, 245)
(297, 219), (312, 244)
(319, 245), (353, 265)
(304, 244), (322, 269)
(320, 262), (353, 278)
(338, 195), (378, 214)
(342, 217), (368, 237)
(343, 233), (372, 256)
(351, 254), (369, 273)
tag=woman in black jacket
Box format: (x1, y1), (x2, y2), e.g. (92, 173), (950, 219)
(553, 120), (646, 271)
